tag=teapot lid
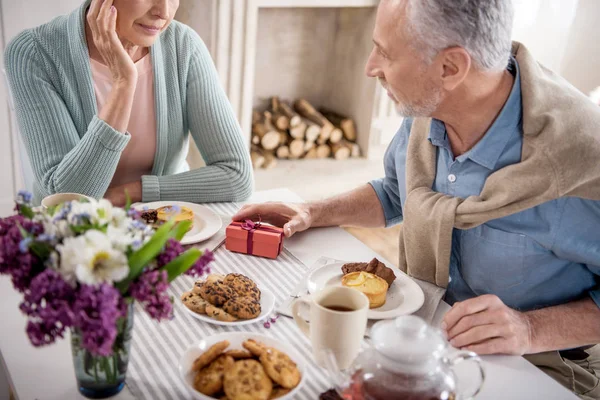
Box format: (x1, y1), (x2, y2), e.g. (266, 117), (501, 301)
(371, 315), (446, 368)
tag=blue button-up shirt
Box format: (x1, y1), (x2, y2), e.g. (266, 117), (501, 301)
(370, 59), (600, 311)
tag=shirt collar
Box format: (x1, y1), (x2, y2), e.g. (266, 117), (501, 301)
(428, 57), (523, 170)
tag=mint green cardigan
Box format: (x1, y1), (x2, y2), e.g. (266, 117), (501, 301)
(5, 1), (253, 205)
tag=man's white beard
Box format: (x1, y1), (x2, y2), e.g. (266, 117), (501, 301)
(393, 88), (442, 118)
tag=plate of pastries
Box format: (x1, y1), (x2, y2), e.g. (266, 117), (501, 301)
(307, 258), (424, 319)
(181, 273), (275, 326)
(135, 201), (222, 244)
(179, 333), (305, 400)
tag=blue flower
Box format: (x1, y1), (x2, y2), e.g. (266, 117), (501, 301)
(131, 240), (143, 251)
(17, 190), (33, 204)
(37, 234), (56, 242)
(19, 237), (32, 253)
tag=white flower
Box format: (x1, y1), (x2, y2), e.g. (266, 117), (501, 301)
(57, 230), (129, 285)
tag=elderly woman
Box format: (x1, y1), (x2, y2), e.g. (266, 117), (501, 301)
(5, 0), (253, 206)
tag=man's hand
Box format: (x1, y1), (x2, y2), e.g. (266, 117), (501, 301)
(442, 294), (533, 355)
(104, 181), (142, 207)
(232, 203), (312, 238)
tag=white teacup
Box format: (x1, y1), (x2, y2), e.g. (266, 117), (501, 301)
(41, 193), (94, 209)
(292, 286), (369, 369)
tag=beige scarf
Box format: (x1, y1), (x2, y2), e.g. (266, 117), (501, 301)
(399, 42), (600, 288)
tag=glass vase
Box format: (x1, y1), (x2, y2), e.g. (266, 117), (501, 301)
(70, 303), (134, 399)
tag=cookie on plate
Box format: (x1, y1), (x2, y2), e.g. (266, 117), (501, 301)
(242, 339), (267, 357)
(194, 355), (235, 396)
(270, 388), (291, 399)
(206, 304), (238, 322)
(223, 359), (272, 400)
(181, 291), (210, 314)
(223, 297), (261, 319)
(198, 280), (236, 307)
(223, 273), (261, 300)
(224, 349), (254, 359)
(192, 340), (230, 372)
(260, 347), (301, 389)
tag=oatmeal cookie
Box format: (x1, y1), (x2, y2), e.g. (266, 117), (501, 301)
(192, 340), (230, 372)
(223, 273), (261, 300)
(223, 359), (272, 400)
(242, 339), (267, 357)
(198, 280), (236, 307)
(259, 348), (301, 389)
(223, 297), (261, 319)
(269, 388), (291, 399)
(181, 291), (210, 314)
(224, 349), (254, 359)
(194, 355), (235, 396)
(206, 304), (238, 322)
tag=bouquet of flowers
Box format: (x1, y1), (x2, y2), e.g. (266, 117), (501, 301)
(0, 191), (213, 397)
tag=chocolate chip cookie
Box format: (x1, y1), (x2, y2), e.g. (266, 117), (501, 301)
(224, 273), (261, 300)
(192, 340), (230, 372)
(181, 291), (210, 314)
(206, 304), (238, 322)
(259, 348), (301, 389)
(194, 354), (235, 396)
(223, 297), (261, 319)
(198, 280), (236, 307)
(223, 359), (273, 400)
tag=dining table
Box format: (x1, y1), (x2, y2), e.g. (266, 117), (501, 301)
(0, 188), (578, 399)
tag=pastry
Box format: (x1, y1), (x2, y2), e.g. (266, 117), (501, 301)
(242, 339), (267, 357)
(198, 280), (236, 307)
(140, 209), (158, 225)
(224, 349), (254, 359)
(342, 271), (388, 308)
(269, 388), (291, 399)
(319, 389), (344, 400)
(259, 347), (302, 389)
(223, 359), (273, 400)
(156, 205), (194, 231)
(206, 304), (238, 322)
(181, 291), (210, 314)
(194, 355), (235, 396)
(341, 257), (396, 288)
(192, 340), (230, 372)
(224, 273), (261, 300)
(223, 297), (261, 319)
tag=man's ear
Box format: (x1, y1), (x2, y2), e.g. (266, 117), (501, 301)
(437, 46), (471, 91)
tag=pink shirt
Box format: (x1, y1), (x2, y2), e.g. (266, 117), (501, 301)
(90, 54), (157, 187)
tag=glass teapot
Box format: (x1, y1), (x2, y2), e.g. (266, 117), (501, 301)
(323, 315), (485, 400)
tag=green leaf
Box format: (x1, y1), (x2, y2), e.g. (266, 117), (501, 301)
(15, 222), (29, 239)
(97, 208), (106, 219)
(169, 220), (192, 241)
(19, 204), (35, 219)
(161, 248), (201, 282)
(30, 241), (52, 260)
(117, 219), (176, 293)
(124, 190), (132, 212)
(47, 205), (59, 216)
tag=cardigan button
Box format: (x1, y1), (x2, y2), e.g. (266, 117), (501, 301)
(448, 174), (457, 183)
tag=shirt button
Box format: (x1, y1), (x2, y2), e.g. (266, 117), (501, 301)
(448, 174), (457, 183)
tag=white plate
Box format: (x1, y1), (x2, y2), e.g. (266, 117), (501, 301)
(179, 332), (306, 400)
(306, 262), (425, 319)
(135, 201), (222, 245)
(180, 288), (276, 327)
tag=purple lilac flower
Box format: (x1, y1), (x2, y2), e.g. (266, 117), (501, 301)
(0, 215), (44, 292)
(20, 269), (75, 347)
(72, 284), (124, 357)
(156, 239), (184, 268)
(127, 208), (141, 219)
(186, 249), (213, 277)
(129, 270), (172, 321)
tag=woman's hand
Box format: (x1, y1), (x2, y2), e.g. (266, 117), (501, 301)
(104, 181), (142, 207)
(87, 0), (137, 85)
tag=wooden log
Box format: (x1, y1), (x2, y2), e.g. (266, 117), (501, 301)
(320, 109), (358, 142)
(270, 96), (281, 112)
(278, 131), (289, 147)
(304, 140), (315, 152)
(294, 99), (335, 143)
(304, 120), (321, 143)
(328, 128), (344, 144)
(289, 139), (305, 158)
(316, 144), (331, 159)
(279, 101), (302, 127)
(330, 141), (351, 160)
(304, 146), (318, 159)
(262, 151), (277, 169)
(289, 122), (307, 140)
(252, 110), (262, 125)
(272, 113), (290, 131)
(253, 112), (280, 151)
(276, 145), (290, 159)
(351, 143), (361, 158)
(252, 135), (260, 145)
(250, 147), (265, 169)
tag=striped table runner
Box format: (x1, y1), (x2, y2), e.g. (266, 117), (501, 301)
(126, 202), (332, 399)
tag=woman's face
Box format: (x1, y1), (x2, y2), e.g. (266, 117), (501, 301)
(113, 0), (180, 47)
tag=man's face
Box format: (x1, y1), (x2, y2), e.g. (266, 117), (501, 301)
(365, 0), (443, 117)
(113, 0), (180, 47)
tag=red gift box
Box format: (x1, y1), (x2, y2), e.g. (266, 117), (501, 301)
(225, 220), (284, 259)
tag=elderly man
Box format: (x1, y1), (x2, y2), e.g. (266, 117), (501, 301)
(234, 0), (600, 397)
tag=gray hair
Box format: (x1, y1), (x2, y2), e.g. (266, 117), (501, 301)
(403, 0), (514, 71)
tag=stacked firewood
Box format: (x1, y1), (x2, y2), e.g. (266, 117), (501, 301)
(251, 97), (361, 169)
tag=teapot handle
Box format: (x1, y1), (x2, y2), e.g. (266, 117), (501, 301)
(291, 296), (312, 337)
(446, 351), (485, 400)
